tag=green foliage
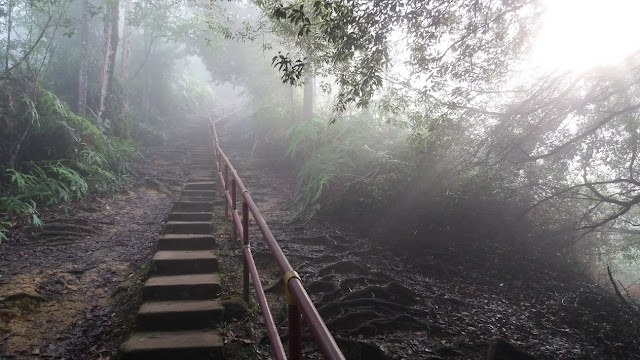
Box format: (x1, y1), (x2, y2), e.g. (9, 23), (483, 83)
(286, 109), (407, 220)
(0, 83), (134, 241)
(265, 0), (541, 113)
(0, 219), (12, 243)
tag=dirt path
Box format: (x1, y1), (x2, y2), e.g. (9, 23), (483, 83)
(0, 119), (204, 359)
(217, 118), (640, 360)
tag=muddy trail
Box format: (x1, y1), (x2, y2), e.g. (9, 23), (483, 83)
(0, 118), (210, 359)
(216, 117), (640, 360)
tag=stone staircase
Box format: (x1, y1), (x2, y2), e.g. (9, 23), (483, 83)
(121, 138), (225, 359)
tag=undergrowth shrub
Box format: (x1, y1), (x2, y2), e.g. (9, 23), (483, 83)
(0, 79), (135, 243)
(285, 110), (408, 220)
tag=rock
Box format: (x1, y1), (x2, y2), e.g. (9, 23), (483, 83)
(486, 337), (536, 360)
(222, 296), (248, 321)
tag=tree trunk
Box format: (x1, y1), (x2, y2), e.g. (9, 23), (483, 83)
(121, 0), (132, 80)
(99, 0), (120, 121)
(120, 0), (132, 119)
(5, 0), (13, 70)
(142, 2), (151, 120)
(303, 75), (314, 121)
(288, 84), (294, 123)
(77, 0), (89, 116)
(106, 0), (119, 102)
(99, 5), (113, 119)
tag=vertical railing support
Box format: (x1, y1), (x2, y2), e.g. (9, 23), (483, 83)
(242, 194), (250, 305)
(231, 176), (237, 243)
(285, 271), (303, 360)
(288, 305), (302, 360)
(216, 145), (223, 196)
(224, 163), (229, 219)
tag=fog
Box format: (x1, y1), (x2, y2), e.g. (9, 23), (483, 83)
(1, 0), (640, 358)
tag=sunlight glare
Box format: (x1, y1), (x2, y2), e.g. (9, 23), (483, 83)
(533, 0), (640, 71)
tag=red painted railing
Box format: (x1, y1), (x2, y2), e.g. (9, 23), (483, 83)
(207, 103), (346, 360)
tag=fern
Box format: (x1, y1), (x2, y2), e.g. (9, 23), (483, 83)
(0, 86), (136, 241)
(285, 109), (407, 220)
(0, 219), (11, 243)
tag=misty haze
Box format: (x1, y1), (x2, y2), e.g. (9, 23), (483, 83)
(1, 0), (639, 359)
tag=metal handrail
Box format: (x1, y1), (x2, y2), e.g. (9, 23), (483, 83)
(207, 103), (346, 360)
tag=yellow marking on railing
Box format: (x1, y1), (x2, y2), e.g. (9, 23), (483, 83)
(284, 270), (301, 306)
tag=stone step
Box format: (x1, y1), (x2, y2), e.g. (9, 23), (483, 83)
(181, 190), (217, 198)
(172, 201), (214, 212)
(152, 250), (218, 275)
(167, 212), (212, 222)
(164, 221), (211, 234)
(158, 234), (217, 251)
(136, 300), (224, 331)
(185, 182), (216, 191)
(188, 177), (216, 183)
(121, 330), (223, 360)
(143, 274), (222, 301)
(191, 164), (216, 170)
(180, 196), (217, 202)
(191, 159), (216, 166)
(189, 170), (216, 177)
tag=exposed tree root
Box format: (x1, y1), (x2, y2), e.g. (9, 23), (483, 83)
(296, 234), (342, 247)
(317, 298), (421, 318)
(325, 310), (381, 332)
(341, 281), (418, 305)
(335, 337), (389, 360)
(326, 309), (447, 337)
(305, 279), (337, 293)
(318, 260), (368, 276)
(348, 314), (448, 337)
(338, 276), (385, 291)
(0, 293), (47, 304)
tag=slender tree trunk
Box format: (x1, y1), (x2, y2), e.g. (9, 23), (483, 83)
(77, 0), (89, 116)
(106, 0), (119, 100)
(302, 75), (314, 121)
(99, 5), (114, 119)
(99, 0), (120, 121)
(5, 0), (13, 71)
(120, 0), (132, 119)
(142, 3), (151, 120)
(288, 84), (294, 123)
(121, 0), (132, 80)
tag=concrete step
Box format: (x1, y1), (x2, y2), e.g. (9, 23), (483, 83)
(191, 164), (216, 170)
(181, 190), (216, 199)
(143, 274), (222, 301)
(164, 221), (211, 234)
(136, 300), (224, 330)
(191, 160), (216, 166)
(190, 170), (216, 177)
(167, 212), (212, 222)
(152, 250), (218, 275)
(172, 201), (214, 212)
(188, 177), (216, 183)
(185, 182), (216, 191)
(121, 330), (223, 360)
(158, 234), (217, 251)
(180, 196), (218, 202)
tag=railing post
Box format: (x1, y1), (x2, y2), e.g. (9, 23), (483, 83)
(288, 305), (302, 360)
(285, 272), (303, 360)
(224, 163), (229, 219)
(231, 176), (237, 243)
(217, 151), (223, 197)
(242, 195), (250, 305)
